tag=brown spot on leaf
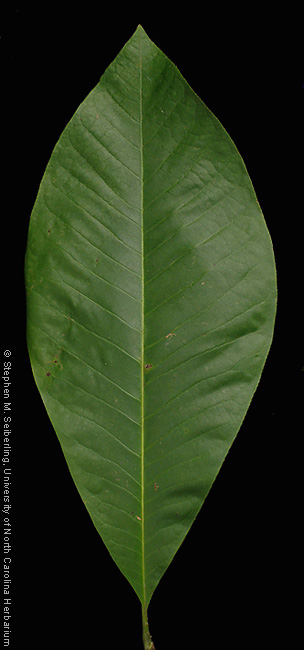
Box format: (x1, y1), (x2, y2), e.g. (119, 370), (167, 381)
(46, 372), (51, 376)
(145, 364), (152, 370)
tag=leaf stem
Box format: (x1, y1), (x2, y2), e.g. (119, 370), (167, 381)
(141, 604), (155, 650)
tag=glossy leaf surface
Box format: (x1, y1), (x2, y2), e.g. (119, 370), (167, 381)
(25, 26), (276, 615)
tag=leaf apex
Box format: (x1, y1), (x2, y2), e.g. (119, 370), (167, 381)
(135, 24), (149, 38)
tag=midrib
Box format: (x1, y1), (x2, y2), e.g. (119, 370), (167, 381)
(139, 29), (146, 610)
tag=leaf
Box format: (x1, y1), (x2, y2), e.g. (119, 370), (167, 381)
(25, 25), (276, 648)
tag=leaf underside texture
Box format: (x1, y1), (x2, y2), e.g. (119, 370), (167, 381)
(25, 26), (276, 611)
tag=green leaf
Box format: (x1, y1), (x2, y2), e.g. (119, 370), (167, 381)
(25, 25), (276, 648)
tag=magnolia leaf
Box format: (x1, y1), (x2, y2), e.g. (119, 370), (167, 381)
(25, 25), (276, 649)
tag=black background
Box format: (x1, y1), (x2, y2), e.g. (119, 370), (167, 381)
(1, 6), (303, 649)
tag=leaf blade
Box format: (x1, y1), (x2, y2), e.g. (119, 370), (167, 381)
(25, 25), (276, 610)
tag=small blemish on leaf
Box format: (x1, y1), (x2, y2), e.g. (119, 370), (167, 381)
(46, 372), (51, 376)
(145, 364), (152, 370)
(47, 353), (63, 370)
